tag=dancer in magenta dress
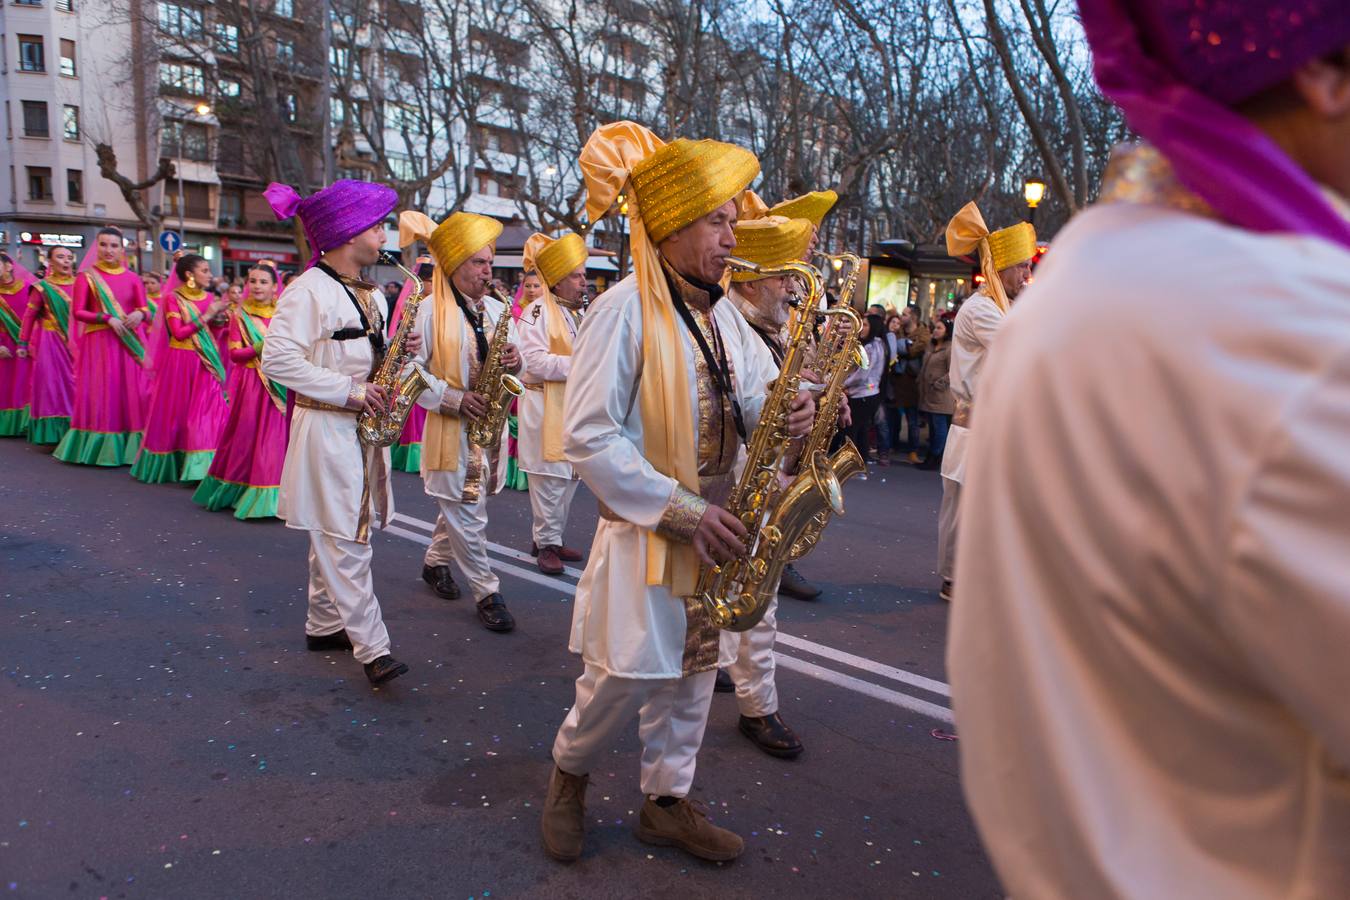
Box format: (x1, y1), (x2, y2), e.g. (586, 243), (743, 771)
(0, 252), (36, 437)
(130, 254), (229, 483)
(193, 264), (289, 518)
(17, 246), (77, 445)
(388, 257), (429, 473)
(52, 228), (151, 465)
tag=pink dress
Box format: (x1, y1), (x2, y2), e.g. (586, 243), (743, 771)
(0, 279), (33, 437)
(129, 288), (229, 483)
(18, 277), (76, 445)
(52, 265), (149, 465)
(192, 304), (288, 518)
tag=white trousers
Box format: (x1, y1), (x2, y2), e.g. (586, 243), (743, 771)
(527, 473), (579, 548)
(938, 476), (962, 583)
(306, 531), (390, 665)
(424, 496), (500, 601)
(552, 664), (717, 798)
(727, 596), (779, 717)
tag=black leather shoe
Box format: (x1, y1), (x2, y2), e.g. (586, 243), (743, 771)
(778, 564), (822, 600)
(476, 593), (515, 633)
(364, 655), (409, 685)
(306, 629), (353, 652)
(422, 564), (460, 600)
(714, 668), (735, 693)
(738, 713), (803, 759)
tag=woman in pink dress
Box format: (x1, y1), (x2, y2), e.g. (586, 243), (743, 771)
(388, 256), (430, 473)
(192, 264), (288, 518)
(130, 254), (229, 483)
(0, 252), (36, 437)
(53, 227), (151, 465)
(16, 246), (77, 445)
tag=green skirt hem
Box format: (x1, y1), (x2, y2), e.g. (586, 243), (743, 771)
(0, 407), (30, 438)
(391, 442), (422, 473)
(192, 475), (246, 511)
(53, 428), (142, 467)
(232, 485), (279, 520)
(26, 415), (69, 446)
(130, 449), (214, 484)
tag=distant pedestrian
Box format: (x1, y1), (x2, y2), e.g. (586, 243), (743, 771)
(916, 319), (952, 470)
(843, 313), (890, 465)
(892, 306), (929, 461)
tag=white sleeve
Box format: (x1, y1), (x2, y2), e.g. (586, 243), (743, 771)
(564, 296), (684, 531)
(260, 281), (352, 406)
(519, 300), (572, 382)
(1221, 354), (1350, 764)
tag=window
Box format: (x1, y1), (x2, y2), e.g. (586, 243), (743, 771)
(27, 167), (53, 201)
(329, 45), (350, 72)
(59, 39), (77, 77)
(283, 93), (298, 122)
(218, 189), (242, 224)
(22, 101), (49, 138)
(15, 0), (43, 7)
(474, 168), (521, 199)
(158, 3), (204, 37)
(216, 24), (238, 54)
(160, 62), (206, 96)
(165, 180), (211, 219)
(57, 0), (76, 10)
(218, 78), (241, 99)
(18, 35), (45, 72)
(66, 169), (83, 203)
(387, 153), (416, 181)
(330, 97), (346, 127)
(276, 39), (294, 64)
(163, 120), (210, 161)
(475, 124), (521, 155)
(216, 134), (243, 173)
(62, 105), (79, 141)
(385, 101), (418, 132)
(274, 0), (294, 17)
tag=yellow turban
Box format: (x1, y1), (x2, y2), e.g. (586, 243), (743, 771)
(771, 190), (838, 228)
(524, 231), (588, 289)
(399, 210), (502, 274)
(580, 120), (759, 597)
(945, 202), (1037, 314)
(730, 216), (814, 282)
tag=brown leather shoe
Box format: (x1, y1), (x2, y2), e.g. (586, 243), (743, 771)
(555, 545), (584, 562)
(541, 766), (588, 862)
(537, 545), (564, 576)
(635, 797), (744, 862)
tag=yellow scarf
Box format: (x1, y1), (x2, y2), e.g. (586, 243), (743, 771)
(581, 124), (701, 595)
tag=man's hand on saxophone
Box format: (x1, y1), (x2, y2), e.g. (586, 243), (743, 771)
(693, 505), (748, 566)
(499, 342), (522, 374)
(458, 391), (489, 422)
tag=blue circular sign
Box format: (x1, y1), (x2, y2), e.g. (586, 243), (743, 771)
(159, 231), (183, 253)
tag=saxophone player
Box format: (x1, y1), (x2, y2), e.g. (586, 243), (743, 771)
(517, 232), (589, 576)
(398, 211), (523, 634)
(259, 179), (412, 687)
(540, 122), (815, 865)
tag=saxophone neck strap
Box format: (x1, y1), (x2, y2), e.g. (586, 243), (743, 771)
(451, 282), (489, 364)
(318, 262), (385, 356)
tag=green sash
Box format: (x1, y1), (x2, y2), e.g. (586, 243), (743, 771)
(146, 295), (159, 321)
(0, 293), (21, 343)
(237, 309), (287, 412)
(35, 281), (72, 342)
(177, 293), (228, 385)
(85, 270), (147, 363)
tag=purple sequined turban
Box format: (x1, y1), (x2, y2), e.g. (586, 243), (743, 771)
(265, 179), (398, 269)
(1080, 0), (1350, 250)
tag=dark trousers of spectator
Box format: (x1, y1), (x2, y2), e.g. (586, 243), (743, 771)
(928, 413), (951, 459)
(848, 395), (882, 461)
(879, 405), (901, 455)
(901, 407), (924, 452)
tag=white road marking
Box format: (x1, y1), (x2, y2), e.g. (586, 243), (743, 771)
(382, 512), (955, 722)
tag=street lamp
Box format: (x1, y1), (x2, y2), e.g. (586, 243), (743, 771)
(1023, 177), (1046, 226)
(174, 101), (213, 248)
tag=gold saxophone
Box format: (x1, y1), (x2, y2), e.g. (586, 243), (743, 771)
(788, 252), (867, 560)
(465, 288), (524, 449)
(357, 251), (431, 447)
(696, 257), (855, 632)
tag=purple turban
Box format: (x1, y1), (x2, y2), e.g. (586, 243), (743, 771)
(265, 179), (398, 269)
(1080, 0), (1350, 250)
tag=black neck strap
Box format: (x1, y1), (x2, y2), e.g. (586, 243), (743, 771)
(317, 262), (384, 355)
(451, 282), (490, 363)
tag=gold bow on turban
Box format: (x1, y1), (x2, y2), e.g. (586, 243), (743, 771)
(522, 231), (588, 462)
(945, 202), (1036, 314)
(730, 216), (814, 281)
(580, 120), (759, 597)
(737, 190), (771, 220)
(399, 209), (502, 472)
(771, 190), (838, 228)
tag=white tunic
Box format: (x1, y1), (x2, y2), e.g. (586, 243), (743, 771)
(949, 201), (1350, 899)
(412, 292), (510, 502)
(517, 296), (581, 479)
(939, 290), (1004, 484)
(261, 266), (393, 542)
(564, 273), (776, 679)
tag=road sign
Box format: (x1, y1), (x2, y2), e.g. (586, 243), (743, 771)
(159, 231), (183, 253)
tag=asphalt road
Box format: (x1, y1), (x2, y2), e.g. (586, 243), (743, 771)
(0, 437), (1000, 899)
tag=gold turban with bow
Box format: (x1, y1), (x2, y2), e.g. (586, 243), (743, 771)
(771, 190), (838, 228)
(522, 231), (589, 462)
(730, 216), (814, 282)
(945, 202), (1037, 313)
(580, 120), (759, 596)
(399, 209), (503, 473)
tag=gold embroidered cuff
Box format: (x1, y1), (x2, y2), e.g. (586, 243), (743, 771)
(347, 380), (367, 410)
(438, 387), (464, 417)
(655, 485), (707, 544)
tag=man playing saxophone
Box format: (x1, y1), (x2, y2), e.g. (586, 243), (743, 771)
(540, 122), (815, 865)
(399, 210), (522, 634)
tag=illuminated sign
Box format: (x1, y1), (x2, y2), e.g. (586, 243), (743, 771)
(19, 231), (86, 248)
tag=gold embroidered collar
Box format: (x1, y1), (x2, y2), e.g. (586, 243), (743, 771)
(1097, 143), (1216, 219)
(94, 261), (127, 274)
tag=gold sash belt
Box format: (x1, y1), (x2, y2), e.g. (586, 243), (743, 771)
(295, 395), (357, 414)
